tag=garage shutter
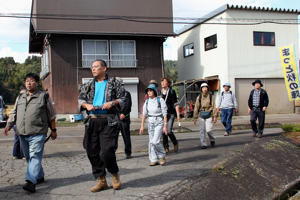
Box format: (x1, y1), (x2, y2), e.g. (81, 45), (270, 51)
(235, 78), (294, 115)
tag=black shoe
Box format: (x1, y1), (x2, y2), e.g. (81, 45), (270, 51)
(37, 177), (44, 184)
(211, 141), (215, 147)
(202, 146), (207, 149)
(126, 155), (132, 159)
(23, 181), (36, 193)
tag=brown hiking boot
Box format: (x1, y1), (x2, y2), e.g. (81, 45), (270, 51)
(91, 176), (108, 192)
(252, 132), (257, 137)
(111, 173), (121, 190)
(258, 133), (262, 138)
(164, 148), (169, 155)
(174, 144), (179, 153)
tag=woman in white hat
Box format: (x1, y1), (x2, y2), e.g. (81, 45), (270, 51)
(193, 83), (217, 149)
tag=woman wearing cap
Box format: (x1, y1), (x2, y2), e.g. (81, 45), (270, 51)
(193, 83), (217, 149)
(140, 80), (159, 117)
(140, 84), (168, 166)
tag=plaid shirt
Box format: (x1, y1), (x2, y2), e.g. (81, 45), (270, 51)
(252, 89), (261, 107)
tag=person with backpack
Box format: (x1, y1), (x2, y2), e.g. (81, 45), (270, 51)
(140, 80), (159, 117)
(140, 84), (168, 166)
(216, 83), (238, 136)
(248, 79), (269, 138)
(159, 77), (180, 154)
(3, 73), (57, 193)
(193, 83), (217, 149)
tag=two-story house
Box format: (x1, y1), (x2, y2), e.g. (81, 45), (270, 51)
(29, 0), (175, 117)
(176, 4), (299, 115)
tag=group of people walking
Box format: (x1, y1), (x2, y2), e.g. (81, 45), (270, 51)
(2, 58), (269, 194)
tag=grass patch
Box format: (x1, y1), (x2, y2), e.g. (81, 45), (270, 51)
(56, 121), (79, 127)
(281, 123), (300, 132)
(261, 139), (298, 150)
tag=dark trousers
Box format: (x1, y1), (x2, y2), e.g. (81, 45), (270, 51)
(250, 108), (265, 135)
(117, 118), (132, 156)
(13, 125), (24, 158)
(83, 118), (119, 178)
(163, 114), (178, 149)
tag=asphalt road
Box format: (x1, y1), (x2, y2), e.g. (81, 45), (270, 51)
(0, 124), (283, 200)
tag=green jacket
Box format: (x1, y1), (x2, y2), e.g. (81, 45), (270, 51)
(16, 90), (48, 135)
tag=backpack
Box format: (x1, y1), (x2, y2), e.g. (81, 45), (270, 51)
(146, 97), (163, 118)
(221, 91), (232, 98)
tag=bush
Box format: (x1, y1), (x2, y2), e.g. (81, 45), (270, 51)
(281, 123), (300, 132)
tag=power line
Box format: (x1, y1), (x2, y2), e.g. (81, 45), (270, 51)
(0, 3), (28, 27)
(0, 13), (299, 25)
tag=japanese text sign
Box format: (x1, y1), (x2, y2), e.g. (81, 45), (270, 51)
(279, 45), (300, 101)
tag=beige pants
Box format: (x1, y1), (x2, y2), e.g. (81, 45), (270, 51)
(199, 117), (215, 147)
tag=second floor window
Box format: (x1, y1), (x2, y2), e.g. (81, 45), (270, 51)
(205, 34), (217, 51)
(82, 40), (109, 68)
(111, 40), (136, 68)
(82, 40), (136, 68)
(253, 32), (275, 46)
(183, 43), (194, 57)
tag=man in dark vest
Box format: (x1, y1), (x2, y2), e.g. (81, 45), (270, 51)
(116, 77), (132, 159)
(78, 59), (126, 192)
(3, 73), (57, 193)
(248, 79), (269, 138)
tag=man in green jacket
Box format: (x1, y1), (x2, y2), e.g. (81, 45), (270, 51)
(3, 73), (57, 193)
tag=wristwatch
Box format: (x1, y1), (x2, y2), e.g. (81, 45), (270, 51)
(51, 128), (57, 132)
(111, 101), (115, 106)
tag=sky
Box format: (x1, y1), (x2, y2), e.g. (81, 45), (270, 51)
(0, 0), (299, 63)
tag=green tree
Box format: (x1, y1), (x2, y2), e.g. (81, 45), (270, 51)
(0, 56), (41, 103)
(164, 60), (178, 94)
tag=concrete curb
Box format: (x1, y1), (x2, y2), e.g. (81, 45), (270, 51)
(129, 122), (283, 135)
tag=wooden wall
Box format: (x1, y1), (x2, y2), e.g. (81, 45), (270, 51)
(47, 34), (165, 114)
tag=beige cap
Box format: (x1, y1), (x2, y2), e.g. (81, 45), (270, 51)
(149, 79), (158, 86)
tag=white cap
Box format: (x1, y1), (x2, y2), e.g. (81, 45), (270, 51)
(200, 82), (209, 88)
(223, 82), (231, 87)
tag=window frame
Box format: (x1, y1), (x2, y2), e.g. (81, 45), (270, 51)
(82, 40), (109, 68)
(110, 40), (137, 68)
(40, 47), (50, 80)
(82, 40), (137, 68)
(204, 34), (217, 51)
(253, 31), (275, 46)
(183, 43), (194, 58)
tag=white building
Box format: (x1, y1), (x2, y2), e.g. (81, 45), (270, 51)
(176, 4), (300, 115)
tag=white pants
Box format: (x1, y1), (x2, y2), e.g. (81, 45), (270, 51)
(199, 117), (215, 147)
(148, 118), (166, 162)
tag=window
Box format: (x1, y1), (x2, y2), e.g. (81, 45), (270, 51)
(82, 40), (109, 68)
(253, 32), (275, 46)
(183, 43), (194, 57)
(40, 47), (50, 80)
(82, 78), (93, 84)
(82, 40), (136, 68)
(204, 34), (217, 51)
(110, 40), (136, 68)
